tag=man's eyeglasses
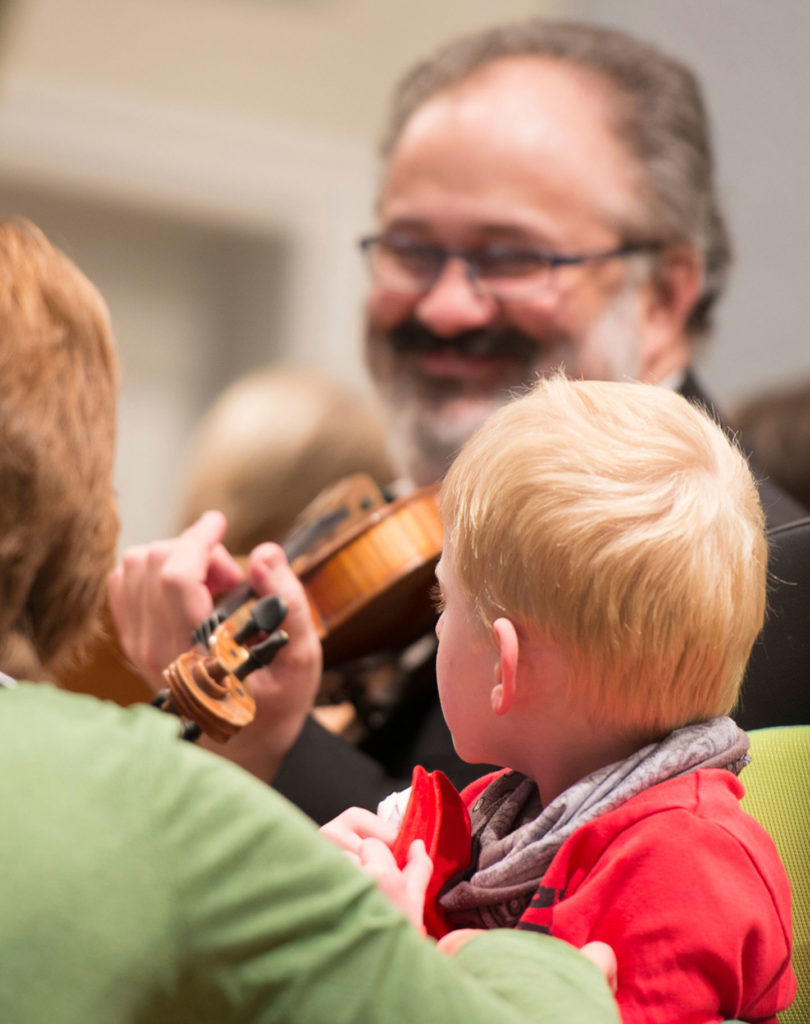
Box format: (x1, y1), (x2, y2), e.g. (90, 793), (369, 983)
(358, 235), (662, 302)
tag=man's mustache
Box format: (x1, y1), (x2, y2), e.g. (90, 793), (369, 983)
(388, 320), (540, 363)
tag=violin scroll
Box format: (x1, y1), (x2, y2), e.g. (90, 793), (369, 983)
(155, 595), (289, 743)
(154, 473), (444, 743)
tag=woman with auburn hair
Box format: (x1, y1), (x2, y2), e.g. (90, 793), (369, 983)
(0, 218), (119, 682)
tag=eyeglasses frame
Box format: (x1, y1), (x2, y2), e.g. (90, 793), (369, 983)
(358, 234), (663, 299)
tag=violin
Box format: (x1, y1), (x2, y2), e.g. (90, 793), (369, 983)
(154, 474), (443, 742)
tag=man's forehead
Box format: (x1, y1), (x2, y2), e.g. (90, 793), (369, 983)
(393, 56), (623, 163)
(378, 55), (641, 239)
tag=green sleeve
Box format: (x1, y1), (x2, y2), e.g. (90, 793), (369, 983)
(0, 687), (617, 1024)
(150, 730), (619, 1024)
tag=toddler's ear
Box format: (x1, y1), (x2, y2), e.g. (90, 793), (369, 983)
(491, 617), (519, 716)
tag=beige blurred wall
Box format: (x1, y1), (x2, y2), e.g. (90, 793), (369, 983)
(2, 0), (545, 141)
(568, 0), (810, 431)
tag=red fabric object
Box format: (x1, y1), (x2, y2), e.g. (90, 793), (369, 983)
(391, 766), (472, 938)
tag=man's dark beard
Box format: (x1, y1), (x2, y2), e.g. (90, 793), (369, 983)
(388, 318), (541, 364)
(373, 319), (543, 483)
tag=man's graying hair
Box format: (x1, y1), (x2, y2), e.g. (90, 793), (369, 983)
(380, 19), (730, 340)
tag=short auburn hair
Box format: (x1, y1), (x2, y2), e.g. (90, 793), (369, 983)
(0, 219), (119, 679)
(441, 375), (766, 739)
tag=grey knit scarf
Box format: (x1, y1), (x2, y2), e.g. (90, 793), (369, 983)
(437, 716), (750, 929)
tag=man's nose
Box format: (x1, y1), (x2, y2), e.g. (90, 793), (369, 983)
(413, 258), (499, 338)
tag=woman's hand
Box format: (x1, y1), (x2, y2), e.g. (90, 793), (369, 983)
(320, 806), (399, 857)
(357, 837), (432, 932)
(321, 808), (432, 931)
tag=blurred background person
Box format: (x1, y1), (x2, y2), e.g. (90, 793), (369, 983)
(730, 377), (810, 514)
(174, 363), (395, 555)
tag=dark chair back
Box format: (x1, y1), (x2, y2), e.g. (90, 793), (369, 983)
(736, 516), (810, 729)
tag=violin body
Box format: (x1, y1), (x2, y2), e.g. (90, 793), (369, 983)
(294, 477), (442, 666)
(159, 474), (443, 741)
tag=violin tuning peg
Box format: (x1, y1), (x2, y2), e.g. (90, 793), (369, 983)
(234, 595), (288, 646)
(249, 595), (288, 634)
(191, 611), (226, 649)
(181, 721), (202, 743)
(234, 630), (289, 680)
(195, 580), (255, 648)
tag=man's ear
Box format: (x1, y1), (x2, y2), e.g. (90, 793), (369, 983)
(639, 245), (703, 382)
(649, 245), (702, 321)
(491, 617), (519, 716)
